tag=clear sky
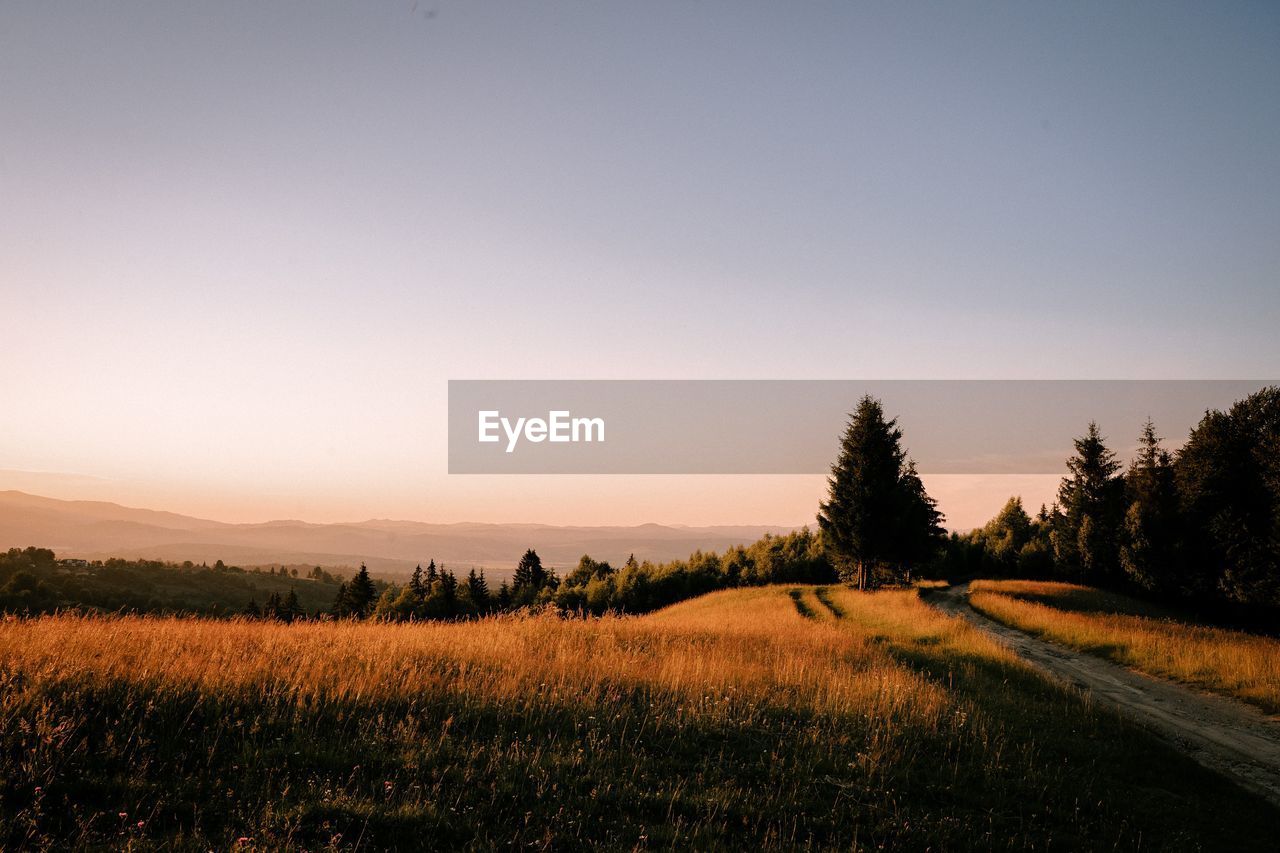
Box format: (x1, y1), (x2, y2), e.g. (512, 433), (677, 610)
(2, 2), (1278, 528)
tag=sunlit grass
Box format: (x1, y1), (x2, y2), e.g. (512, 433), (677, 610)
(0, 585), (1273, 849)
(970, 580), (1280, 713)
(912, 579), (951, 590)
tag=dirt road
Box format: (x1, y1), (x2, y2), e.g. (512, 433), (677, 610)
(922, 583), (1280, 808)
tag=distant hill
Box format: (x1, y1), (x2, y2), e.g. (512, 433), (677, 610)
(0, 491), (800, 579)
(0, 546), (344, 617)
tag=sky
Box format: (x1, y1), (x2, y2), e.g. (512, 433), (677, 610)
(2, 1), (1278, 529)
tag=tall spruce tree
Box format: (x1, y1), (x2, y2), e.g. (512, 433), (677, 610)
(345, 563), (378, 618)
(410, 563), (426, 599)
(818, 396), (944, 588)
(439, 567), (459, 615)
(513, 549), (546, 592)
(894, 459), (946, 579)
(1120, 420), (1180, 592)
(331, 581), (349, 616)
(1055, 422), (1124, 583)
(467, 568), (490, 611)
(283, 588), (301, 623)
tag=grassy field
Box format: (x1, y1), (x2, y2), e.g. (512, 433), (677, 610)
(1, 586), (1275, 850)
(970, 580), (1280, 714)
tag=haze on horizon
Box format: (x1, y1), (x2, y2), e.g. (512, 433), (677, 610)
(3, 2), (1278, 531)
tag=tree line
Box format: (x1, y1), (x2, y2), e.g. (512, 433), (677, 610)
(330, 530), (837, 622)
(0, 548), (344, 617)
(945, 386), (1280, 607)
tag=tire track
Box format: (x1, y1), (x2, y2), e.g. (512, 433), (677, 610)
(813, 586), (845, 620)
(788, 587), (819, 619)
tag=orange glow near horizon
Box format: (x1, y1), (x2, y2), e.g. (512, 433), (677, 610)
(0, 468), (1060, 532)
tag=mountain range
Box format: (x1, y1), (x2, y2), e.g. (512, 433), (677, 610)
(0, 491), (799, 579)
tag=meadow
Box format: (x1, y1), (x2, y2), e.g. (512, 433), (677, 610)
(1, 585), (1275, 850)
(969, 580), (1280, 715)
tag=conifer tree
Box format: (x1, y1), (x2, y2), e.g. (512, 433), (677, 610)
(345, 563), (378, 619)
(1055, 422), (1124, 582)
(439, 567), (459, 614)
(467, 568), (490, 611)
(817, 396), (943, 588)
(410, 563), (426, 599)
(283, 588), (302, 623)
(512, 549), (546, 592)
(426, 559), (439, 586)
(1121, 420), (1180, 592)
(894, 459), (946, 577)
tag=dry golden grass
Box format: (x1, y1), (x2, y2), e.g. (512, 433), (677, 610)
(4, 587), (946, 726)
(0, 585), (1274, 850)
(970, 580), (1280, 713)
(912, 579), (951, 590)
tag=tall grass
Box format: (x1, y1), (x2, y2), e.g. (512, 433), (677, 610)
(970, 579), (1280, 713)
(0, 586), (1273, 849)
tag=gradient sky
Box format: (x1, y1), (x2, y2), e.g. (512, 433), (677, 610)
(3, 2), (1278, 528)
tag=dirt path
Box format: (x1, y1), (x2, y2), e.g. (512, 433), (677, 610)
(922, 583), (1280, 808)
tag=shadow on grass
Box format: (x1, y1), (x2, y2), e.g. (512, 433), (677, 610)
(0, 668), (1036, 851)
(885, 590), (1280, 852)
(788, 588), (818, 619)
(1004, 587), (1174, 619)
(992, 582), (1280, 639)
(813, 586), (845, 619)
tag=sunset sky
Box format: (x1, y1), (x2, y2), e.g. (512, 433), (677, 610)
(3, 2), (1278, 529)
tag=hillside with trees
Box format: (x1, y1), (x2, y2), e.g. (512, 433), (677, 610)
(948, 386), (1280, 613)
(0, 548), (344, 617)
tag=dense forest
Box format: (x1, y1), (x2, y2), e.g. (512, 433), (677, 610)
(945, 386), (1280, 609)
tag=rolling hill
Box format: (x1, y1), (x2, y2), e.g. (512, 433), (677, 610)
(0, 491), (797, 578)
